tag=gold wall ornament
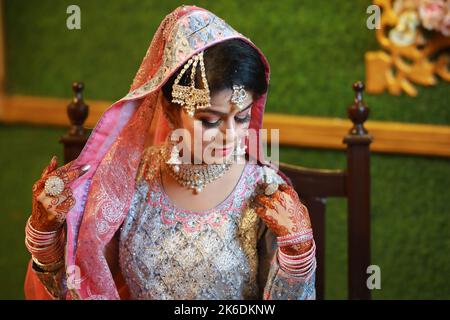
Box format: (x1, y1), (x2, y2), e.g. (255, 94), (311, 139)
(365, 0), (450, 97)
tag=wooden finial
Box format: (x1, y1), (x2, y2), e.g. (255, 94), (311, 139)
(67, 81), (89, 136)
(60, 82), (90, 163)
(347, 81), (370, 136)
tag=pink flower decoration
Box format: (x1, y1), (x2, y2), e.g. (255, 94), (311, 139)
(419, 0), (446, 31)
(440, 12), (450, 35)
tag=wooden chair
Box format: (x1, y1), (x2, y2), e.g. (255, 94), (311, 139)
(60, 81), (373, 300)
(278, 82), (372, 300)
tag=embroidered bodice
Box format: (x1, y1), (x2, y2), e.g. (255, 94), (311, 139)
(116, 146), (316, 299)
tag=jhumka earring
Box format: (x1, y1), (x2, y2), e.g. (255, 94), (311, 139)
(231, 85), (248, 110)
(234, 138), (247, 157)
(171, 51), (211, 117)
(166, 133), (182, 173)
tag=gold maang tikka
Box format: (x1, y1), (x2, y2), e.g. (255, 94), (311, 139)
(171, 51), (211, 117)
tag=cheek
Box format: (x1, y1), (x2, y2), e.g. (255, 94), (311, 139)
(239, 121), (251, 130)
(236, 121), (250, 138)
(179, 116), (218, 150)
(177, 116), (195, 149)
(201, 127), (221, 149)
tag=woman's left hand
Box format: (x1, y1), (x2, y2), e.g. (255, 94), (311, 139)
(251, 182), (314, 256)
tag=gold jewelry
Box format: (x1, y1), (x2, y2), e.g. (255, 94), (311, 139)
(161, 145), (232, 194)
(233, 138), (247, 157)
(32, 256), (64, 273)
(172, 51), (211, 117)
(231, 85), (248, 110)
(166, 143), (182, 173)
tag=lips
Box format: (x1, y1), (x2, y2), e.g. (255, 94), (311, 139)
(214, 145), (234, 156)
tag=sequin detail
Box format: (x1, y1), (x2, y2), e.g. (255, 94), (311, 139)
(119, 147), (261, 299)
(124, 10), (244, 100)
(118, 146), (316, 300)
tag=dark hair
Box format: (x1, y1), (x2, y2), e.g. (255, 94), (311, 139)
(162, 39), (267, 104)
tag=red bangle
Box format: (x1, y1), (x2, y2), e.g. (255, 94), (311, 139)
(25, 217), (65, 264)
(278, 257), (316, 277)
(277, 240), (316, 274)
(279, 240), (316, 260)
(278, 252), (315, 270)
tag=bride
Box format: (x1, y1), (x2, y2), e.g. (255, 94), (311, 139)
(24, 5), (316, 300)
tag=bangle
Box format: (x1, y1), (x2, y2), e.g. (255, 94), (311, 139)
(278, 240), (316, 260)
(26, 233), (64, 263)
(277, 230), (313, 247)
(25, 217), (65, 264)
(279, 252), (315, 268)
(277, 242), (316, 273)
(26, 216), (62, 236)
(278, 257), (316, 278)
(32, 256), (64, 273)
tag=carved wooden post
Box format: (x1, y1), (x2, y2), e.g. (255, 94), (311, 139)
(343, 81), (373, 300)
(59, 82), (89, 164)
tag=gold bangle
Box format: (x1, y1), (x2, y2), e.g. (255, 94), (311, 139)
(32, 256), (64, 273)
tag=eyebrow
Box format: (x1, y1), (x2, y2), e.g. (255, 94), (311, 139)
(196, 103), (253, 117)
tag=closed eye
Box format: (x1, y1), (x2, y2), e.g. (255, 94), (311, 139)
(235, 113), (251, 123)
(201, 118), (222, 128)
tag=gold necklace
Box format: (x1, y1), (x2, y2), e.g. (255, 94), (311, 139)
(161, 146), (233, 194)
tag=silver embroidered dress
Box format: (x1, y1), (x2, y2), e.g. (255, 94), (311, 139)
(119, 146), (316, 300)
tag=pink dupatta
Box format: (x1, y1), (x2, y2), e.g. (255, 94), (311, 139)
(24, 5), (282, 300)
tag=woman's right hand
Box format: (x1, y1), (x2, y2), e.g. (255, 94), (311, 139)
(30, 156), (89, 232)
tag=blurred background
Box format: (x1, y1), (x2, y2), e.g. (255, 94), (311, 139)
(0, 0), (449, 299)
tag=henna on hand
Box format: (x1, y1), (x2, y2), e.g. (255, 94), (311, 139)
(30, 156), (88, 232)
(251, 182), (314, 256)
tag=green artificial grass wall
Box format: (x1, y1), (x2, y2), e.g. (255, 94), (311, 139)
(4, 0), (450, 124)
(1, 0), (449, 299)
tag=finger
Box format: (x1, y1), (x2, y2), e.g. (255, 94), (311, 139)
(64, 164), (91, 184)
(250, 194), (268, 217)
(52, 160), (75, 175)
(257, 182), (268, 189)
(257, 180), (282, 198)
(254, 193), (277, 211)
(256, 208), (290, 237)
(54, 195), (75, 220)
(255, 182), (268, 195)
(51, 160), (84, 181)
(252, 203), (268, 220)
(50, 163), (90, 186)
(39, 193), (68, 211)
(33, 179), (45, 194)
(38, 184), (72, 206)
(36, 190), (47, 202)
(280, 184), (301, 203)
(46, 210), (66, 225)
(278, 184), (291, 192)
(252, 193), (266, 207)
(40, 156), (58, 178)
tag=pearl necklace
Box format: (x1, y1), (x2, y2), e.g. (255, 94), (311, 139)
(161, 146), (233, 194)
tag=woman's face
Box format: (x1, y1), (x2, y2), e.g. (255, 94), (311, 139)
(166, 88), (254, 164)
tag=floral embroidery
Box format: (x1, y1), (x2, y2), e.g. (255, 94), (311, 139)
(124, 10), (244, 100)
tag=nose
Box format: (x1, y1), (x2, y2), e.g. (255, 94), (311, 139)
(222, 116), (237, 145)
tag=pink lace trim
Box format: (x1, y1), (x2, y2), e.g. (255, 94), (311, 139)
(144, 161), (258, 232)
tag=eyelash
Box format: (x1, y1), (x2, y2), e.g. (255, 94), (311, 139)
(235, 114), (251, 123)
(201, 114), (251, 128)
